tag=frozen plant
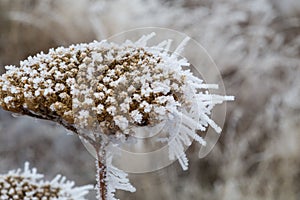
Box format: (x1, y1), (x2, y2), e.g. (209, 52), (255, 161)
(0, 162), (92, 200)
(0, 33), (233, 200)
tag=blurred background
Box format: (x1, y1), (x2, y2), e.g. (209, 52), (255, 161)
(0, 0), (299, 199)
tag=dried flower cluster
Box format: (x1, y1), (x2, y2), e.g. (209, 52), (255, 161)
(0, 33), (233, 200)
(0, 33), (232, 140)
(0, 37), (179, 136)
(0, 162), (92, 200)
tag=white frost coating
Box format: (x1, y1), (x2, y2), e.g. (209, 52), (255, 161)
(114, 115), (129, 131)
(105, 154), (136, 200)
(0, 162), (93, 200)
(102, 34), (232, 172)
(166, 111), (208, 170)
(130, 110), (143, 123)
(3, 96), (13, 104)
(140, 35), (234, 171)
(135, 32), (156, 46)
(172, 36), (190, 58)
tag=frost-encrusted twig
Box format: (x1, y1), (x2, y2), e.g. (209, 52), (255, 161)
(0, 33), (233, 199)
(105, 151), (136, 200)
(96, 150), (108, 200)
(105, 164), (136, 200)
(94, 143), (136, 200)
(0, 162), (93, 200)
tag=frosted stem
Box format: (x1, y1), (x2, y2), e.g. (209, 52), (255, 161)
(96, 147), (107, 200)
(94, 135), (109, 200)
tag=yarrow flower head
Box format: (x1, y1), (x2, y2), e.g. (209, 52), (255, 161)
(0, 162), (93, 200)
(0, 32), (234, 200)
(0, 33), (232, 138)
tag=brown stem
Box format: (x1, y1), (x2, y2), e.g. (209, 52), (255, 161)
(96, 146), (107, 200)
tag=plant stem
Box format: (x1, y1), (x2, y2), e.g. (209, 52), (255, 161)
(96, 153), (107, 200)
(95, 142), (107, 200)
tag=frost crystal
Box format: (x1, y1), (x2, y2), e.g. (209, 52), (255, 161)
(104, 153), (136, 200)
(0, 162), (93, 200)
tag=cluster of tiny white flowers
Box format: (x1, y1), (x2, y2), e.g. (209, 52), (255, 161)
(0, 162), (93, 200)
